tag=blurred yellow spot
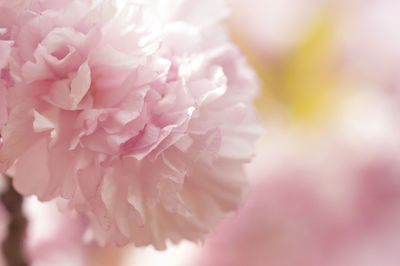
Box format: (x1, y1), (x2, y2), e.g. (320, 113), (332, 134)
(278, 10), (337, 124)
(231, 8), (342, 126)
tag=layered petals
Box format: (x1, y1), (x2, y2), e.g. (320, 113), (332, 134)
(0, 0), (261, 248)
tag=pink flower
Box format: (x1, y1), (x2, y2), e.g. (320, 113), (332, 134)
(228, 0), (327, 56)
(228, 0), (400, 89)
(0, 0), (261, 248)
(24, 197), (125, 266)
(337, 0), (400, 93)
(23, 198), (88, 266)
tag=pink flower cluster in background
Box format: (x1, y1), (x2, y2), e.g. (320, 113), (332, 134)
(197, 91), (400, 266)
(0, 0), (261, 249)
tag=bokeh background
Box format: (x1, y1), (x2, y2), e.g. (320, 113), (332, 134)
(25, 0), (400, 265)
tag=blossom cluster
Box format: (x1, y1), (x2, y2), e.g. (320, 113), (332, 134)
(0, 0), (261, 249)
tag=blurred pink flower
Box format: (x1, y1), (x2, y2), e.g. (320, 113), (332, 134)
(23, 198), (88, 266)
(198, 91), (400, 266)
(337, 0), (400, 95)
(228, 0), (327, 56)
(0, 0), (261, 248)
(228, 0), (400, 88)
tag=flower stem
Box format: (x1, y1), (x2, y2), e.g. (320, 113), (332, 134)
(1, 176), (29, 266)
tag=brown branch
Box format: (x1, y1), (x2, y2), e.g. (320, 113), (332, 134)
(1, 176), (29, 266)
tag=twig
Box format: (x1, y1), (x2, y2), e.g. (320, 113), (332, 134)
(1, 176), (28, 266)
